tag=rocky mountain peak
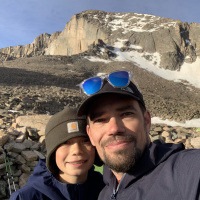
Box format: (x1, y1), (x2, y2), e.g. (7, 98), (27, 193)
(0, 10), (200, 70)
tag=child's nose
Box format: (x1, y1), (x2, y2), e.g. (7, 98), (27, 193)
(71, 143), (84, 155)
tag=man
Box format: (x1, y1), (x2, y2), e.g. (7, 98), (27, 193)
(77, 70), (200, 200)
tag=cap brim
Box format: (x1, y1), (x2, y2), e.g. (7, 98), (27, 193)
(77, 90), (140, 116)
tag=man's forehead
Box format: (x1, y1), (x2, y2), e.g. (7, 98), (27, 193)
(87, 94), (138, 116)
(91, 93), (134, 104)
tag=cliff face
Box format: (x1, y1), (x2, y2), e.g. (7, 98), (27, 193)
(1, 10), (200, 70)
(45, 11), (109, 55)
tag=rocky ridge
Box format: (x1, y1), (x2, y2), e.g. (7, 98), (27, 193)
(1, 10), (200, 70)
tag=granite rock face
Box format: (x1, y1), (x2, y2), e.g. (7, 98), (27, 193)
(45, 11), (109, 56)
(0, 32), (61, 58)
(1, 10), (200, 70)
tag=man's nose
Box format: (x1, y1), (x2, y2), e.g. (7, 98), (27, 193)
(107, 117), (125, 135)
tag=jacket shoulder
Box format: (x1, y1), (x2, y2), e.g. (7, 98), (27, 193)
(10, 185), (46, 200)
(171, 149), (200, 166)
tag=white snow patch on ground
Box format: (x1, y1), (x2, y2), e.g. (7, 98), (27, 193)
(152, 117), (200, 128)
(85, 56), (111, 63)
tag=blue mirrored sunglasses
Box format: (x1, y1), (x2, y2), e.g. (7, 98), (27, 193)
(77, 71), (132, 96)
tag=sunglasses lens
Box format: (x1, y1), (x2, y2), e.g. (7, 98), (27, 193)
(82, 77), (102, 95)
(109, 71), (129, 87)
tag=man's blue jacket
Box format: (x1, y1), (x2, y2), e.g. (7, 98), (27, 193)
(10, 159), (104, 200)
(99, 142), (200, 200)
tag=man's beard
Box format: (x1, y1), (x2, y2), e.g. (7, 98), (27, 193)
(100, 135), (142, 173)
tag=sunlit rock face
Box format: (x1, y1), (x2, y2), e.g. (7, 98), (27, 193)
(1, 10), (200, 70)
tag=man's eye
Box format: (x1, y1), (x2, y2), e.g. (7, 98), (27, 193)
(122, 112), (133, 117)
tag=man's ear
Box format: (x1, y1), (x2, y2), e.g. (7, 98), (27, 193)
(144, 110), (151, 133)
(86, 124), (96, 146)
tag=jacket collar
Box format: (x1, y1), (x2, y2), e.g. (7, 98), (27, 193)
(103, 142), (185, 189)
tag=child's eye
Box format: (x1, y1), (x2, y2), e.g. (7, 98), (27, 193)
(94, 118), (106, 123)
(64, 140), (70, 145)
(83, 138), (90, 143)
(82, 138), (92, 146)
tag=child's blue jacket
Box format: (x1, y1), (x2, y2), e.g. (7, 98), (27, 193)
(10, 159), (104, 200)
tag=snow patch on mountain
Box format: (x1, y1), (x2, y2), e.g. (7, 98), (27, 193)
(85, 38), (200, 89)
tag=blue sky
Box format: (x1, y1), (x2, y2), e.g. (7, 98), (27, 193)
(0, 0), (199, 49)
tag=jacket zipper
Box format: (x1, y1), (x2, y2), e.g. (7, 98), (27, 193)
(110, 173), (126, 199)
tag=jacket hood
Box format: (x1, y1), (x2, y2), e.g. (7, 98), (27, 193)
(26, 159), (100, 199)
(103, 142), (185, 188)
(26, 159), (73, 199)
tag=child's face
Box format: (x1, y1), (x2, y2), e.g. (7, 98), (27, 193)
(55, 136), (95, 183)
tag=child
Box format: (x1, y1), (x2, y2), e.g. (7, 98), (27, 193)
(10, 107), (104, 200)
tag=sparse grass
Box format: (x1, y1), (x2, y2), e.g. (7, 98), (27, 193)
(94, 165), (103, 174)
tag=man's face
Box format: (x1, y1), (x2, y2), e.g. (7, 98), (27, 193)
(87, 94), (151, 174)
